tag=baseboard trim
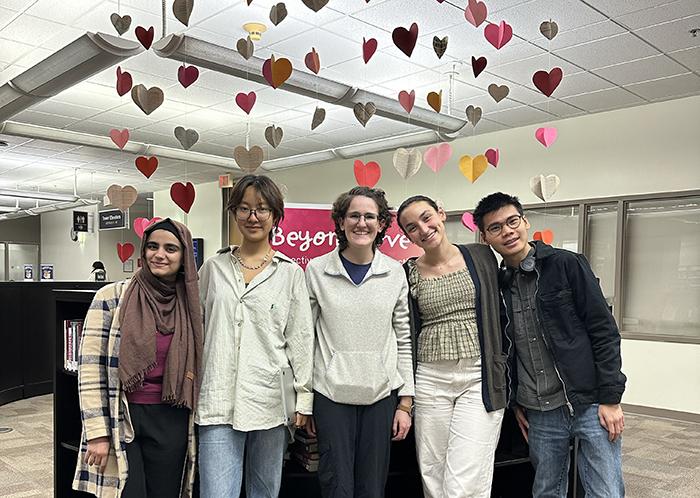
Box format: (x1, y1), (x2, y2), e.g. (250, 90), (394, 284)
(622, 403), (700, 423)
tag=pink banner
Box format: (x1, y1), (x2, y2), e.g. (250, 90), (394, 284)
(271, 204), (423, 269)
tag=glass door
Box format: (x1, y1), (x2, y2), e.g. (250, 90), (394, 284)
(0, 243), (6, 281)
(8, 243), (39, 281)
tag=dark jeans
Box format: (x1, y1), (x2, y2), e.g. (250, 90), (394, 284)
(314, 390), (397, 498)
(122, 403), (189, 498)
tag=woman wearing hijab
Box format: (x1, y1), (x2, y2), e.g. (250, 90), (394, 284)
(73, 218), (203, 498)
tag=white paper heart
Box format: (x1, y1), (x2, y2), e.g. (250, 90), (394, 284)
(392, 147), (422, 180)
(529, 174), (560, 202)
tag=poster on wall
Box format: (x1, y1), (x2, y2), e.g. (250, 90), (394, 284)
(23, 264), (34, 281)
(271, 204), (423, 269)
(40, 264), (54, 281)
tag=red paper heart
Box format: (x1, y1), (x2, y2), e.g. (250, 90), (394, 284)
(305, 47), (321, 74)
(170, 182), (195, 213)
(484, 21), (513, 50)
(116, 66), (132, 96)
(485, 148), (499, 167)
(532, 67), (563, 97)
(135, 156), (158, 178)
(133, 217), (162, 239)
(398, 90), (415, 114)
(178, 64), (199, 88)
(109, 128), (129, 149)
(465, 0), (488, 28)
(353, 160), (381, 188)
(117, 242), (135, 263)
(533, 230), (554, 245)
(135, 26), (154, 49)
(392, 23), (418, 58)
(472, 56), (487, 78)
(235, 91), (256, 114)
(362, 37), (377, 64)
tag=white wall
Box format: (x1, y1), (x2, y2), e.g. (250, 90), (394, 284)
(40, 205), (99, 280)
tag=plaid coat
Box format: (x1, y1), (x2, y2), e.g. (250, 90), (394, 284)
(72, 281), (197, 498)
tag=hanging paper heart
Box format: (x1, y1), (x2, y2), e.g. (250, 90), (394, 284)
(174, 126), (199, 150)
(106, 184), (138, 211)
(116, 66), (132, 96)
(133, 217), (162, 239)
(234, 145), (264, 173)
(236, 36), (254, 60)
(131, 84), (164, 115)
(488, 83), (509, 103)
(398, 90), (415, 114)
(178, 64), (199, 88)
(427, 91), (442, 113)
(135, 156), (158, 178)
(311, 106), (326, 130)
(109, 128), (129, 149)
(529, 174), (560, 201)
(533, 230), (554, 245)
(264, 125), (283, 148)
(424, 142), (452, 173)
(535, 127), (558, 147)
(262, 55), (293, 89)
(269, 3), (288, 26)
(458, 155), (489, 183)
(472, 56), (487, 78)
(465, 105), (482, 126)
(485, 148), (499, 167)
(392, 23), (418, 58)
(353, 159), (381, 187)
(117, 243), (135, 263)
(540, 20), (559, 40)
(392, 148), (422, 180)
(301, 0), (329, 12)
(362, 37), (378, 63)
(170, 182), (196, 213)
(134, 26), (154, 50)
(235, 91), (257, 114)
(433, 36), (448, 59)
(305, 47), (321, 74)
(110, 13), (131, 36)
(353, 102), (376, 127)
(173, 0), (194, 26)
(461, 211), (478, 232)
(532, 67), (563, 97)
(465, 0), (487, 28)
(484, 21), (513, 50)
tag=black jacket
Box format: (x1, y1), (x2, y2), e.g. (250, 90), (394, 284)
(501, 241), (627, 408)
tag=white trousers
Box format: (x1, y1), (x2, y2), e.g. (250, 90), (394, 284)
(414, 357), (505, 498)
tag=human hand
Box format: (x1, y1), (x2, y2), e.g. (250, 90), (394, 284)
(392, 409), (412, 441)
(85, 436), (110, 472)
(514, 406), (529, 443)
(294, 413), (307, 429)
(598, 404), (624, 442)
(304, 415), (316, 437)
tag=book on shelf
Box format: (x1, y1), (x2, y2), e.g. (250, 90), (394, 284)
(292, 453), (320, 472)
(63, 319), (84, 372)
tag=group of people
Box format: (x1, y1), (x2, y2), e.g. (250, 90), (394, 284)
(73, 174), (626, 498)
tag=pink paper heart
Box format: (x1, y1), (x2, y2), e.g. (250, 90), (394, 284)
(484, 21), (513, 50)
(535, 127), (558, 147)
(109, 128), (129, 149)
(363, 37), (378, 64)
(178, 64), (199, 88)
(485, 148), (499, 167)
(465, 0), (487, 28)
(398, 90), (415, 114)
(133, 217), (162, 239)
(461, 211), (478, 232)
(235, 91), (257, 114)
(423, 142), (452, 173)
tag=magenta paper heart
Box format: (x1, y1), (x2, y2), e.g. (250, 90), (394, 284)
(532, 67), (563, 97)
(178, 64), (199, 88)
(235, 91), (257, 114)
(424, 143), (452, 173)
(461, 211), (478, 232)
(485, 148), (499, 167)
(535, 127), (558, 147)
(465, 0), (487, 28)
(109, 128), (129, 149)
(484, 21), (513, 50)
(398, 90), (415, 114)
(363, 37), (377, 63)
(116, 66), (132, 96)
(133, 217), (162, 239)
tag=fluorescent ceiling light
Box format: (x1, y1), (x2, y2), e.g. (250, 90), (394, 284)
(262, 150), (338, 171)
(335, 130), (442, 158)
(0, 188), (78, 202)
(0, 205), (21, 213)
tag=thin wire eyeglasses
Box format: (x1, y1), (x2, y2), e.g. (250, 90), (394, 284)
(345, 212), (379, 224)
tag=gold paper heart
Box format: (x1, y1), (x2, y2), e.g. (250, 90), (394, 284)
(488, 83), (509, 103)
(106, 184), (138, 211)
(264, 125), (283, 148)
(465, 105), (482, 126)
(131, 84), (164, 115)
(392, 148), (422, 180)
(269, 3), (287, 26)
(311, 106), (326, 130)
(540, 20), (559, 40)
(353, 102), (376, 127)
(427, 90), (442, 113)
(110, 13), (131, 36)
(458, 155), (489, 183)
(236, 36), (254, 60)
(234, 145), (264, 173)
(172, 0), (194, 27)
(174, 126), (199, 150)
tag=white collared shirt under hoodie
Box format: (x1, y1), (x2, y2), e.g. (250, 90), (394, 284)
(196, 248), (314, 431)
(305, 247), (415, 405)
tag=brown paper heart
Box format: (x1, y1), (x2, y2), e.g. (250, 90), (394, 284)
(465, 105), (482, 126)
(269, 3), (287, 26)
(540, 20), (559, 40)
(392, 148), (422, 180)
(110, 13), (131, 36)
(264, 125), (283, 148)
(353, 102), (376, 127)
(234, 145), (264, 173)
(106, 184), (138, 211)
(427, 90), (442, 113)
(236, 36), (254, 60)
(433, 36), (448, 59)
(173, 0), (194, 27)
(311, 106), (326, 130)
(174, 126), (199, 150)
(131, 84), (164, 115)
(301, 0), (329, 12)
(488, 83), (509, 103)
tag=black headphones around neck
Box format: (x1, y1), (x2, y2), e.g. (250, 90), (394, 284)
(498, 250), (536, 289)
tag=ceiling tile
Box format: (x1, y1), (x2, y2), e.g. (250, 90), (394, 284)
(13, 109), (80, 128)
(0, 14), (64, 47)
(453, 94), (521, 115)
(562, 87), (646, 112)
(541, 20), (627, 52)
(0, 7), (18, 27)
(531, 99), (585, 118)
(351, 0), (464, 38)
(488, 53), (581, 91)
(624, 73), (700, 101)
(593, 55), (689, 86)
(31, 99), (103, 120)
(555, 33), (661, 69)
(267, 28), (361, 68)
(0, 38), (33, 66)
(583, 0), (679, 18)
(669, 46), (700, 72)
(25, 0), (101, 24)
(616, 0), (700, 30)
(553, 71), (615, 98)
(11, 46), (54, 69)
(484, 105), (557, 127)
(635, 14), (700, 53)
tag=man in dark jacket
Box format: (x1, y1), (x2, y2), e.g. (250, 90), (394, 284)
(473, 192), (626, 498)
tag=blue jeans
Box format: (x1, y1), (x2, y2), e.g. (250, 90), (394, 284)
(527, 404), (624, 498)
(198, 424), (288, 498)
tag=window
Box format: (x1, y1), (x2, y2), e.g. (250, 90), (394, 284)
(524, 206), (579, 252)
(585, 203), (618, 308)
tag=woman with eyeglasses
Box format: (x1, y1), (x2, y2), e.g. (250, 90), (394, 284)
(396, 195), (506, 498)
(304, 186), (414, 498)
(196, 175), (314, 498)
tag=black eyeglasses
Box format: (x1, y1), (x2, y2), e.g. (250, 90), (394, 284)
(235, 206), (272, 221)
(485, 215), (523, 236)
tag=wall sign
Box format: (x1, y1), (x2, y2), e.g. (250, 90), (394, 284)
(23, 264), (34, 281)
(99, 209), (128, 230)
(40, 264), (54, 281)
(73, 210), (88, 232)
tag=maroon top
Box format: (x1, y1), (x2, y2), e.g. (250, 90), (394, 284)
(126, 332), (173, 404)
